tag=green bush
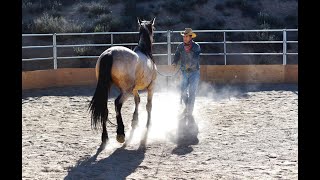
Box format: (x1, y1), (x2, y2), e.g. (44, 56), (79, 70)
(197, 18), (225, 30)
(162, 0), (197, 13)
(159, 18), (179, 27)
(22, 0), (63, 13)
(94, 14), (113, 31)
(222, 11), (231, 16)
(225, 0), (258, 17)
(180, 13), (194, 23)
(73, 46), (93, 56)
(108, 0), (121, 3)
(239, 1), (258, 17)
(215, 4), (225, 11)
(32, 12), (83, 33)
(284, 15), (298, 28)
(225, 0), (243, 8)
(256, 12), (283, 28)
(77, 2), (110, 18)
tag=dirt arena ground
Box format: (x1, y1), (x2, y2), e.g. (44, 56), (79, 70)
(22, 83), (298, 179)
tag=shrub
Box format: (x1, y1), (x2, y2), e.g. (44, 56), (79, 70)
(225, 0), (258, 17)
(73, 46), (93, 56)
(94, 14), (113, 31)
(256, 12), (283, 29)
(159, 18), (179, 27)
(77, 2), (110, 18)
(180, 13), (194, 23)
(284, 15), (298, 28)
(239, 1), (258, 17)
(136, 5), (150, 18)
(197, 18), (225, 30)
(222, 11), (231, 16)
(32, 12), (83, 33)
(215, 4), (225, 11)
(23, 0), (63, 13)
(108, 0), (121, 3)
(198, 0), (209, 4)
(225, 0), (242, 8)
(161, 0), (197, 13)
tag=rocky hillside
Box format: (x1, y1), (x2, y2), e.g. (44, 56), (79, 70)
(22, 0), (298, 33)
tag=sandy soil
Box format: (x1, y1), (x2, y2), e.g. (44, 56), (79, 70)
(22, 83), (298, 179)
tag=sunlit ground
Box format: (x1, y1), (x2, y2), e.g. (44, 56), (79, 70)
(128, 90), (183, 144)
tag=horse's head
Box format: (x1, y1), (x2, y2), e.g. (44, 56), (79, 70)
(137, 17), (155, 44)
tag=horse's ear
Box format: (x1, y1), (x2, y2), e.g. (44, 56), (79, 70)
(151, 17), (156, 26)
(137, 17), (142, 25)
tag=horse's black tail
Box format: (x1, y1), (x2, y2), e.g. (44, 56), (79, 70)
(89, 53), (113, 130)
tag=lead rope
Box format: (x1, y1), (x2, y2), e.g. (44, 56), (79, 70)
(107, 118), (117, 127)
(155, 64), (181, 77)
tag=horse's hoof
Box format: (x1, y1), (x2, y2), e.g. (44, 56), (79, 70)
(116, 134), (125, 143)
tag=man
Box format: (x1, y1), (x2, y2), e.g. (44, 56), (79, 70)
(172, 28), (201, 116)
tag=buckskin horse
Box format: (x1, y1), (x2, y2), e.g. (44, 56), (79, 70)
(89, 17), (157, 145)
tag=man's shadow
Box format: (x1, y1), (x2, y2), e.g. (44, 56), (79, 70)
(64, 125), (149, 180)
(170, 114), (199, 155)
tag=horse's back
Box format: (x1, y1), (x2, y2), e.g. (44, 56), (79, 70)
(133, 50), (157, 90)
(99, 46), (138, 63)
(108, 46), (139, 73)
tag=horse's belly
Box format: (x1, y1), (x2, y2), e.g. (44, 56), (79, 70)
(134, 75), (152, 90)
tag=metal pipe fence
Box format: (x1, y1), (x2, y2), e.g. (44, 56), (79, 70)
(22, 29), (298, 69)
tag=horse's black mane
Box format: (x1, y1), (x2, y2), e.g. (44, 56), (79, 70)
(134, 19), (154, 60)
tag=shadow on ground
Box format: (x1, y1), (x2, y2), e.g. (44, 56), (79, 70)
(169, 114), (199, 155)
(64, 127), (149, 180)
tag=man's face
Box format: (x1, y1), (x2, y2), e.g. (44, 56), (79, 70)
(183, 35), (192, 44)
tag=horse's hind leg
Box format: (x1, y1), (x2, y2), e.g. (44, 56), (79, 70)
(102, 106), (109, 144)
(115, 92), (129, 143)
(146, 83), (155, 128)
(132, 90), (140, 127)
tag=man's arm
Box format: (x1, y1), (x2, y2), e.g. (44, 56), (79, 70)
(193, 43), (201, 62)
(172, 44), (182, 66)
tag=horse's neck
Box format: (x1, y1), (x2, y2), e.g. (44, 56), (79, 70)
(136, 37), (152, 59)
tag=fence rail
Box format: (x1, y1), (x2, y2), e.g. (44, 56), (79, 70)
(22, 29), (298, 69)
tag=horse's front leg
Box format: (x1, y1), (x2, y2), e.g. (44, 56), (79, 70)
(146, 84), (155, 128)
(132, 90), (140, 127)
(115, 92), (129, 143)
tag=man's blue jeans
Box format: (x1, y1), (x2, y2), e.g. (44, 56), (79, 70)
(181, 70), (200, 115)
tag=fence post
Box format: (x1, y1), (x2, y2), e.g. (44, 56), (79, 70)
(53, 33), (57, 69)
(167, 30), (171, 65)
(223, 31), (227, 65)
(166, 30), (172, 89)
(111, 33), (113, 46)
(283, 29), (287, 65)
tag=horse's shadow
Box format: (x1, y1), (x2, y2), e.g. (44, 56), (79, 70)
(169, 114), (199, 155)
(64, 126), (149, 180)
